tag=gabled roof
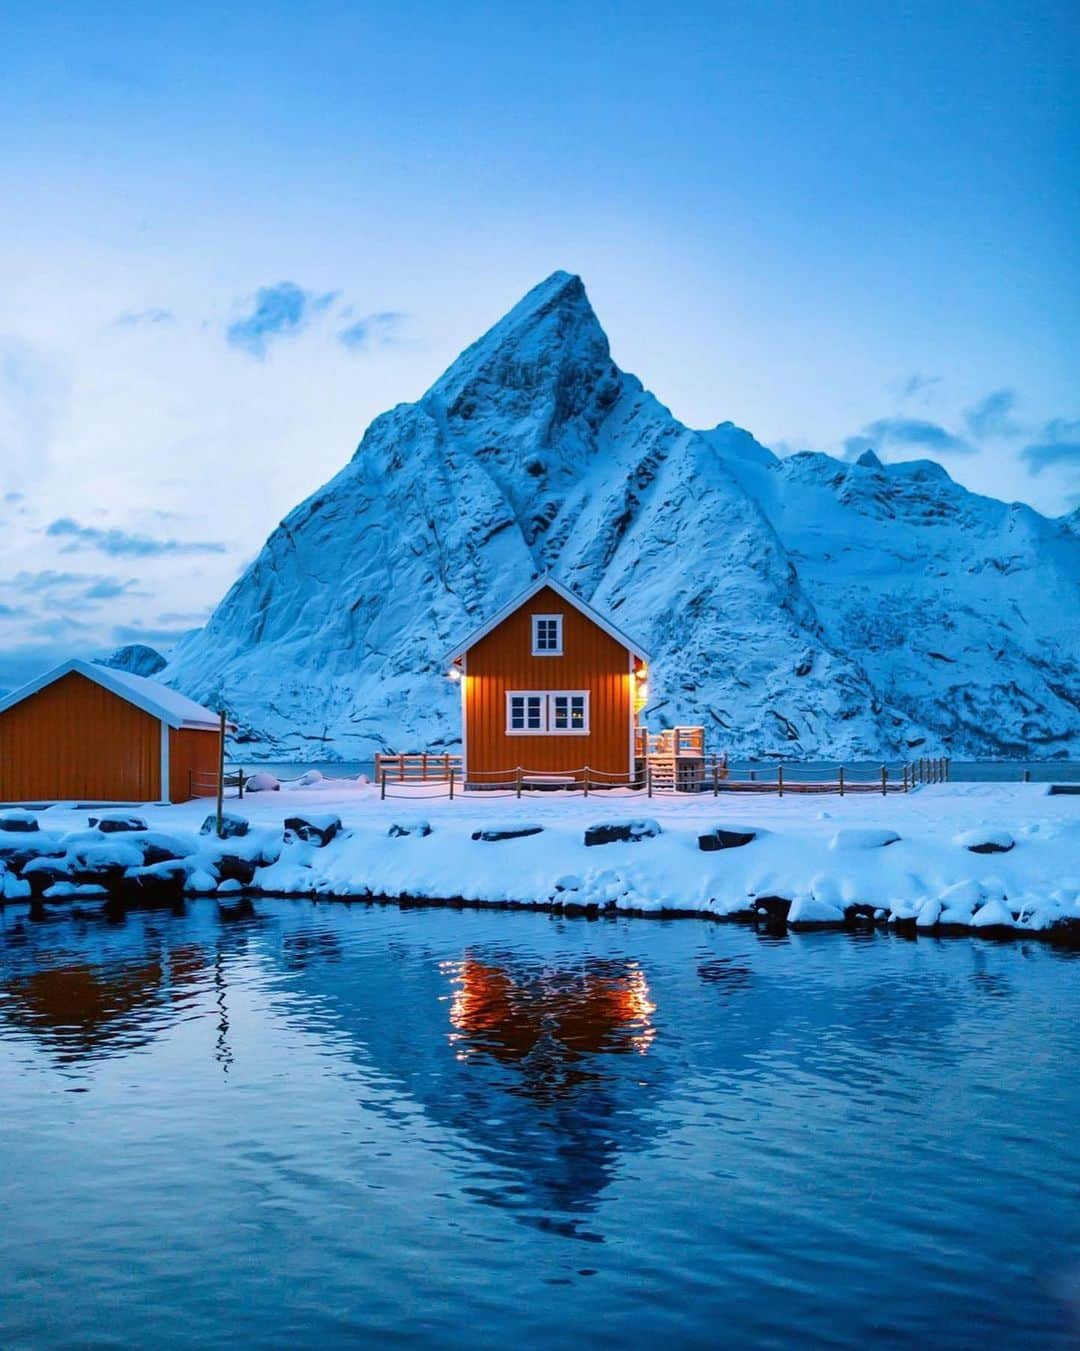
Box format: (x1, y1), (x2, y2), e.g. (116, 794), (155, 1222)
(446, 576), (651, 664)
(0, 659), (224, 730)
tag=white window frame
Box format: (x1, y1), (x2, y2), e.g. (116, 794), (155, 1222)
(549, 691), (590, 734)
(531, 614), (563, 656)
(506, 691), (548, 735)
(505, 690), (590, 735)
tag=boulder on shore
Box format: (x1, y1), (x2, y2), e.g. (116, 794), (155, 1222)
(0, 810), (40, 834)
(89, 814), (148, 834)
(471, 825), (544, 842)
(584, 820), (661, 847)
(284, 814), (342, 847)
(829, 828), (901, 850)
(199, 813), (250, 839)
(698, 827), (757, 852)
(954, 828), (1015, 854)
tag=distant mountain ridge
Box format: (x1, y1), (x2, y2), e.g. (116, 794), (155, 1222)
(163, 272), (1080, 759)
(97, 644), (167, 678)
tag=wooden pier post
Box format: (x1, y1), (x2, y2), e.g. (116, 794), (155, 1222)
(839, 765), (845, 797)
(583, 766), (589, 798)
(516, 766), (522, 799)
(449, 767), (455, 799)
(881, 765), (887, 796)
(777, 765), (784, 797)
(381, 770), (387, 801)
(647, 764), (653, 798)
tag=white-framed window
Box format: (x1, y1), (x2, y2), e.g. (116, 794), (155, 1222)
(531, 614), (563, 656)
(551, 692), (587, 732)
(506, 690), (590, 735)
(507, 692), (546, 733)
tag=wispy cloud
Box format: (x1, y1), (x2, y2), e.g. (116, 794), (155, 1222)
(226, 282), (337, 357)
(1022, 441), (1080, 475)
(843, 416), (974, 460)
(5, 569), (94, 593)
(82, 577), (138, 600)
(110, 622), (197, 646)
(964, 389), (1019, 440)
(338, 311), (406, 351)
(113, 308), (174, 328)
(896, 372), (942, 403)
(45, 518), (226, 557)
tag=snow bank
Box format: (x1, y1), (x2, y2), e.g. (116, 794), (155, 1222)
(1, 783), (1077, 941)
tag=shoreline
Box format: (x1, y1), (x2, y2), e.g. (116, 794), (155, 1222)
(8, 886), (1080, 949)
(1, 780), (1077, 945)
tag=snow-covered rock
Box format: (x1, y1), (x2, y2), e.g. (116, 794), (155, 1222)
(954, 828), (1015, 854)
(787, 894), (845, 925)
(283, 813), (342, 846)
(829, 828), (901, 850)
(0, 810), (39, 833)
(199, 813), (250, 839)
(159, 271), (1080, 760)
(971, 899), (1016, 929)
(89, 813), (148, 834)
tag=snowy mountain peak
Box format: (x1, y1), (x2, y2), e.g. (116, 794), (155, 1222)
(426, 270), (613, 414)
(164, 274), (1080, 761)
(855, 448), (882, 469)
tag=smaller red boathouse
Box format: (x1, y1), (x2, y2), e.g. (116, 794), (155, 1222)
(0, 659), (224, 805)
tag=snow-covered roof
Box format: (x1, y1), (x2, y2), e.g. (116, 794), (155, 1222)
(446, 576), (651, 664)
(0, 658), (224, 730)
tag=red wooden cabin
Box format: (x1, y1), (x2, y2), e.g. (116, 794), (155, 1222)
(0, 659), (223, 805)
(446, 577), (650, 787)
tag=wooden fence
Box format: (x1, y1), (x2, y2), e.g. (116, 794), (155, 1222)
(371, 757), (950, 798)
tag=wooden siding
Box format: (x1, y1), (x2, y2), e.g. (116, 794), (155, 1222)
(169, 726), (221, 804)
(463, 585), (632, 780)
(0, 672), (160, 803)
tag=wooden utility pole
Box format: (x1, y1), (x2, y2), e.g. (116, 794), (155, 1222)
(216, 709), (226, 838)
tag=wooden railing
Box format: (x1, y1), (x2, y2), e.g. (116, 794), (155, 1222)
(635, 726), (706, 759)
(187, 767), (247, 800)
(375, 752), (463, 783)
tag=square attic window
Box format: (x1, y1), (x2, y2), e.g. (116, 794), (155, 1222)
(532, 614), (563, 656)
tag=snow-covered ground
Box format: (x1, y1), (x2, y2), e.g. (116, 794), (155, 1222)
(3, 781), (1077, 937)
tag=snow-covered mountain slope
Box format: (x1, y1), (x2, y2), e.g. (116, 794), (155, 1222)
(701, 429), (1080, 755)
(163, 272), (1080, 760)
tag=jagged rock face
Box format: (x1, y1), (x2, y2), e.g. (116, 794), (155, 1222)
(97, 644), (167, 678)
(163, 273), (1080, 760)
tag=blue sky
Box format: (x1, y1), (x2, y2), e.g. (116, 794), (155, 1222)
(0, 0), (1076, 687)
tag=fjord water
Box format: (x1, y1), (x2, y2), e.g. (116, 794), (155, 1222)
(0, 903), (1076, 1349)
